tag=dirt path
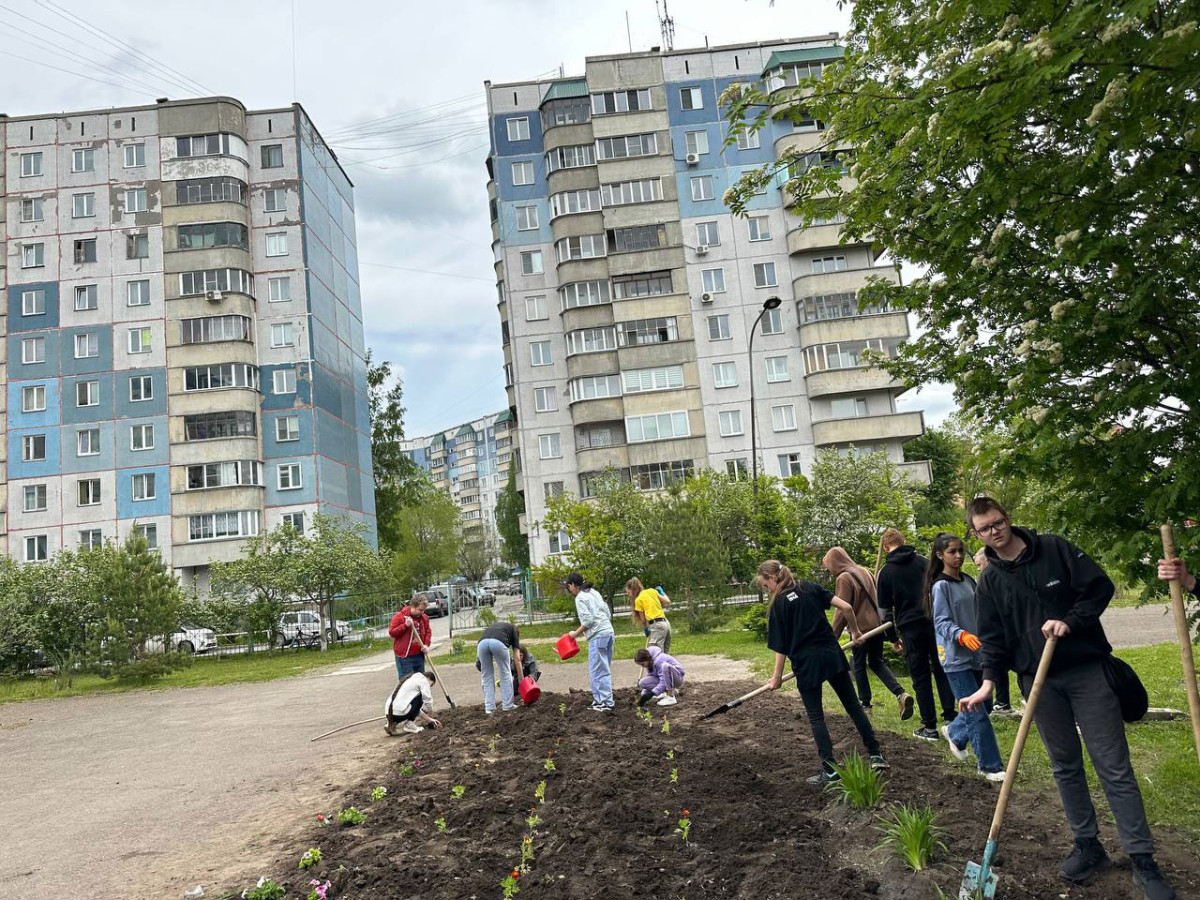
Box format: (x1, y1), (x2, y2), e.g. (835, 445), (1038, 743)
(0, 651), (751, 900)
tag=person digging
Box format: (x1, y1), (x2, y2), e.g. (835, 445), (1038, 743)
(384, 670), (442, 736)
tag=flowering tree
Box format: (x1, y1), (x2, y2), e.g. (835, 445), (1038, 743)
(725, 1), (1200, 583)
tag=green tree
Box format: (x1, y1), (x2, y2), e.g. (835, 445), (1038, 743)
(725, 1), (1200, 589)
(292, 514), (389, 650)
(904, 426), (967, 527)
(495, 465), (530, 570)
(0, 559), (36, 674)
(391, 483), (461, 595)
(210, 525), (306, 647)
(367, 351), (424, 550)
(457, 537), (495, 584)
(651, 486), (731, 632)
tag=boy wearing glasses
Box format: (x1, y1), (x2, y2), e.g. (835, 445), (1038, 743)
(961, 497), (1174, 899)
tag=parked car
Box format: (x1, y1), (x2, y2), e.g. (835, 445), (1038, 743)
(146, 624), (216, 656)
(277, 610), (350, 646)
(419, 590), (449, 618)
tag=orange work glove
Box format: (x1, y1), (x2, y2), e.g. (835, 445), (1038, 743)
(958, 632), (982, 652)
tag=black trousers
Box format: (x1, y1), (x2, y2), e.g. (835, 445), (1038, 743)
(850, 632), (905, 706)
(798, 669), (881, 771)
(898, 621), (957, 728)
(387, 695), (423, 726)
(994, 670), (1011, 707)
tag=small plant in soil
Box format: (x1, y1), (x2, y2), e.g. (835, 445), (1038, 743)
(674, 810), (692, 846)
(543, 755), (556, 772)
(451, 784), (466, 800)
(487, 734), (500, 754)
(242, 876), (286, 900)
(661, 717), (671, 734)
(435, 816), (447, 833)
(670, 768), (679, 785)
(370, 785), (388, 801)
(558, 702), (567, 716)
(501, 868), (521, 899)
(877, 804), (947, 872)
(451, 638), (465, 655)
(534, 780), (547, 804)
(299, 846), (322, 869)
(314, 813), (331, 827)
(525, 810), (542, 831)
(306, 878), (331, 900)
(336, 806), (367, 826)
(827, 751), (884, 810)
(666, 749), (674, 760)
(519, 834), (536, 873)
(399, 762), (417, 777)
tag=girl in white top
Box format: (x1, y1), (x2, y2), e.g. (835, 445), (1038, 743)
(384, 671), (442, 735)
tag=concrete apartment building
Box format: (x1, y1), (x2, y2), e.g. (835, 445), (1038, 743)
(0, 97), (375, 589)
(400, 408), (514, 554)
(485, 35), (929, 565)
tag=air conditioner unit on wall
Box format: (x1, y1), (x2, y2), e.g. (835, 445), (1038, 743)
(695, 245), (709, 256)
(685, 152), (700, 166)
(205, 290), (223, 302)
(700, 292), (713, 304)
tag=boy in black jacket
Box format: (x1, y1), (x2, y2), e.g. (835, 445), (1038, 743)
(961, 498), (1174, 900)
(876, 529), (957, 740)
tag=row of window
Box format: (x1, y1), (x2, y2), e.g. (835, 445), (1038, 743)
(22, 523), (157, 561)
(20, 281), (150, 316)
(19, 189), (147, 224)
(17, 320), (295, 365)
(16, 276), (294, 321)
(20, 234), (148, 268)
(17, 229), (289, 271)
(18, 145), (143, 177)
(575, 459), (696, 500)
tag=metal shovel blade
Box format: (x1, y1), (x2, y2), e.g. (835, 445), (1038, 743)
(959, 860), (998, 899)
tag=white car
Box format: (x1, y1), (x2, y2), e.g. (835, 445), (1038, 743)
(278, 610), (350, 645)
(146, 624), (216, 656)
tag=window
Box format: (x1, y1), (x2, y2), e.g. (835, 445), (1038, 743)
(261, 144), (284, 168)
(177, 222), (248, 251)
(560, 280), (610, 309)
(623, 365), (683, 394)
(554, 234), (605, 262)
(684, 130), (709, 156)
(713, 361), (738, 388)
(179, 268), (253, 296)
(748, 216), (771, 241)
(268, 277), (291, 303)
(575, 422), (625, 450)
(23, 243), (46, 268)
(76, 380), (99, 407)
(75, 332), (99, 359)
(266, 232), (288, 257)
(20, 151), (43, 177)
(270, 323), (295, 348)
(259, 188), (286, 213)
(690, 175), (714, 201)
(185, 460), (263, 490)
(21, 198), (44, 222)
(762, 307), (784, 335)
(680, 86), (703, 110)
(187, 510), (261, 542)
(539, 433), (562, 459)
(701, 268), (726, 293)
(132, 473), (156, 501)
(79, 530), (103, 550)
(126, 233), (149, 259)
(800, 292), (888, 323)
(22, 337), (46, 364)
(184, 411), (257, 441)
(129, 375), (153, 401)
(543, 481), (565, 500)
(282, 513), (305, 534)
(516, 205), (539, 230)
(273, 369), (296, 394)
(726, 458), (749, 479)
(278, 464), (302, 490)
(548, 530), (571, 555)
(830, 397), (871, 419)
(600, 178), (662, 206)
(812, 255), (849, 273)
(626, 411), (690, 443)
(736, 130), (761, 151)
(276, 415), (300, 442)
(22, 385), (46, 413)
(596, 133), (657, 159)
(568, 374), (622, 402)
(779, 452), (804, 477)
(21, 289), (46, 316)
(591, 89), (652, 114)
(695, 221), (720, 247)
(520, 250), (544, 275)
(507, 117), (530, 141)
(707, 315), (731, 341)
(753, 262), (778, 287)
(766, 356), (791, 382)
(181, 315), (258, 346)
(131, 424), (154, 450)
(534, 387), (557, 412)
(771, 404), (797, 431)
(550, 188), (602, 217)
(123, 188), (148, 213)
(24, 535), (48, 563)
(78, 478), (101, 506)
(72, 192), (95, 218)
(127, 327), (152, 354)
(123, 142), (146, 168)
(183, 363), (259, 392)
(719, 409), (744, 436)
(176, 176), (246, 205)
(73, 239), (98, 264)
(127, 280), (151, 307)
(176, 133), (241, 159)
(134, 523), (158, 549)
(612, 271), (673, 299)
(72, 148), (95, 173)
(615, 317), (677, 346)
(511, 161), (534, 185)
(530, 341), (553, 366)
(525, 296), (548, 320)
(23, 434), (47, 461)
(607, 224), (664, 253)
(24, 485), (47, 513)
(74, 284), (98, 311)
(804, 339), (889, 373)
(546, 144), (597, 173)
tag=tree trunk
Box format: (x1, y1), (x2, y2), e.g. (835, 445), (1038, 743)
(317, 600), (329, 652)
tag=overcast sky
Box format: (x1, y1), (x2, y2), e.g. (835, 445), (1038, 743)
(0, 0), (954, 437)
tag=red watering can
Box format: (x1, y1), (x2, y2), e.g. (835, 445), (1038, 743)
(518, 676), (541, 705)
(555, 632), (579, 660)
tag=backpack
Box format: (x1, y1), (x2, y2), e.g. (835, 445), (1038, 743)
(1102, 654), (1148, 723)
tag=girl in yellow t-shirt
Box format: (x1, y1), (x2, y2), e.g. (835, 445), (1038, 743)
(626, 577), (672, 653)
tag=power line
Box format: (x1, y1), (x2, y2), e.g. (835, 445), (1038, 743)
(341, 141), (488, 171)
(360, 261), (495, 282)
(0, 46), (157, 95)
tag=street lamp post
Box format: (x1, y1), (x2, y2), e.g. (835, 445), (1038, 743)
(749, 296), (783, 495)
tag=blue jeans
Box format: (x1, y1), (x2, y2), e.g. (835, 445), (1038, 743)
(395, 654), (425, 680)
(588, 632), (614, 708)
(478, 638), (514, 712)
(945, 668), (1004, 774)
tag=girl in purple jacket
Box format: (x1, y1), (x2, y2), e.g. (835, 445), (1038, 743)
(635, 646), (685, 707)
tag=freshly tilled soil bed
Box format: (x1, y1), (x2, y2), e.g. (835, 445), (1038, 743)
(239, 683), (1200, 899)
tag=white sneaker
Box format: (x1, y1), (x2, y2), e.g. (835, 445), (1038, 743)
(941, 725), (969, 762)
(402, 721), (423, 734)
(656, 695), (678, 707)
(980, 769), (1007, 783)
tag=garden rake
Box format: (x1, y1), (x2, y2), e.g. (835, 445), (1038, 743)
(959, 635), (1057, 899)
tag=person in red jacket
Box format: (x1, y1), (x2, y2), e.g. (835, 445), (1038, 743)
(390, 594), (432, 680)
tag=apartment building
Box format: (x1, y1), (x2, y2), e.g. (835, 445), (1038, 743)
(400, 408), (513, 552)
(485, 36), (929, 565)
(1, 97), (375, 589)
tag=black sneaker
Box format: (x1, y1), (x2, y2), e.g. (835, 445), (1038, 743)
(993, 702), (1013, 713)
(869, 754), (889, 771)
(1059, 838), (1109, 884)
(913, 726), (940, 742)
(1131, 854), (1176, 900)
(897, 692), (915, 721)
(806, 769), (840, 786)
(860, 702), (873, 711)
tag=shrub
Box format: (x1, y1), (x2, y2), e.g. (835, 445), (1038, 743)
(877, 804), (946, 872)
(478, 607), (498, 628)
(827, 752), (885, 810)
(451, 639), (466, 656)
(742, 602), (768, 642)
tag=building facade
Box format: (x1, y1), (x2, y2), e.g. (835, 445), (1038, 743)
(401, 408), (513, 554)
(485, 37), (929, 565)
(0, 97), (375, 589)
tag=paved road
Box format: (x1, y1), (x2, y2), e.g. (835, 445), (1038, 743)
(1106, 603), (1181, 649)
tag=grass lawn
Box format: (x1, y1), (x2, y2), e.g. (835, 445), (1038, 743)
(0, 639), (386, 704)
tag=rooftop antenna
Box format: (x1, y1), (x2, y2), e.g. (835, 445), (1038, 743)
(656, 0), (675, 51)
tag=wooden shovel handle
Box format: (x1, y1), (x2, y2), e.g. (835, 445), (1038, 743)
(839, 620), (895, 652)
(1161, 524), (1200, 764)
(987, 635), (1057, 842)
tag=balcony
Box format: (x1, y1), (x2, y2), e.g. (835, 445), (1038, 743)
(811, 410), (924, 447)
(799, 310), (910, 348)
(804, 365), (904, 399)
(793, 264), (899, 299)
(787, 222), (861, 255)
(898, 460), (932, 485)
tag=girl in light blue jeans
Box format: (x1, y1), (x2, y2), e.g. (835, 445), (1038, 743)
(477, 626), (520, 713)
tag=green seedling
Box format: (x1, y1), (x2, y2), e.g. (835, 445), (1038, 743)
(298, 846), (322, 870)
(519, 833), (535, 873)
(243, 877), (286, 900)
(435, 816), (447, 833)
(666, 749), (675, 760)
(670, 767), (679, 785)
(661, 718), (671, 735)
(877, 804), (947, 872)
(451, 784), (466, 800)
(370, 785), (388, 801)
(399, 761), (417, 777)
(336, 806), (367, 826)
(543, 755), (556, 772)
(827, 751), (885, 810)
(535, 780), (547, 804)
(525, 810), (542, 831)
(487, 734), (500, 754)
(558, 702), (567, 716)
(501, 870), (521, 899)
(675, 810), (692, 846)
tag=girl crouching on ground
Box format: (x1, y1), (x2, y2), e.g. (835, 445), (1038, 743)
(760, 559), (887, 783)
(635, 646), (685, 707)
